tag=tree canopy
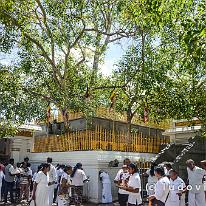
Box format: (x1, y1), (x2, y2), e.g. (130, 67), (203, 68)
(1, 0), (206, 137)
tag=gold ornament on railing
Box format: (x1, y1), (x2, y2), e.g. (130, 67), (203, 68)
(32, 125), (170, 153)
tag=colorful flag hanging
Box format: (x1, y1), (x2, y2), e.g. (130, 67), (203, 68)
(144, 106), (149, 123)
(109, 89), (117, 112)
(47, 104), (51, 123)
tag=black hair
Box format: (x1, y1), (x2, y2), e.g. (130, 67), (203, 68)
(165, 163), (172, 169)
(9, 158), (14, 164)
(27, 163), (31, 167)
(37, 165), (42, 172)
(150, 163), (158, 176)
(47, 157), (52, 163)
(128, 163), (139, 173)
(24, 157), (29, 161)
(41, 163), (50, 171)
(64, 165), (72, 173)
(169, 169), (178, 175)
(154, 166), (165, 176)
(70, 163), (83, 178)
(61, 164), (66, 169)
(123, 158), (131, 164)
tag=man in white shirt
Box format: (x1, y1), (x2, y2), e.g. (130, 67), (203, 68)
(4, 158), (20, 203)
(47, 157), (57, 206)
(200, 160), (206, 201)
(114, 159), (131, 206)
(165, 169), (185, 206)
(186, 159), (206, 206)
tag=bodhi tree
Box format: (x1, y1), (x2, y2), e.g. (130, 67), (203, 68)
(112, 35), (173, 144)
(0, 0), (138, 130)
(120, 0), (206, 125)
(1, 0), (206, 137)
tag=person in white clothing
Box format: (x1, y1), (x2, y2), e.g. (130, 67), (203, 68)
(70, 163), (88, 206)
(32, 163), (50, 206)
(201, 160), (206, 171)
(47, 157), (57, 206)
(54, 164), (65, 203)
(4, 158), (20, 203)
(0, 164), (5, 202)
(165, 169), (185, 206)
(19, 162), (32, 201)
(58, 165), (73, 206)
(144, 163), (158, 196)
(32, 165), (42, 182)
(118, 163), (142, 206)
(149, 166), (170, 206)
(200, 160), (206, 201)
(99, 171), (112, 203)
(186, 159), (206, 206)
(114, 165), (130, 206)
(164, 163), (172, 177)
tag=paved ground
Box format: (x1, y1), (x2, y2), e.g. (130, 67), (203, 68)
(0, 203), (116, 205)
(0, 202), (148, 206)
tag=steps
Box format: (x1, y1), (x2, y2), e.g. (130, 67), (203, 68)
(152, 135), (206, 181)
(173, 136), (206, 180)
(153, 143), (186, 164)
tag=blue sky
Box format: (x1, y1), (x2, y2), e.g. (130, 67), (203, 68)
(0, 38), (131, 75)
(101, 38), (132, 75)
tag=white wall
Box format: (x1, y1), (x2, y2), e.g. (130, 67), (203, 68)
(9, 136), (32, 163)
(29, 151), (155, 203)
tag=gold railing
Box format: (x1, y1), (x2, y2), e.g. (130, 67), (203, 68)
(16, 130), (33, 137)
(52, 107), (171, 130)
(33, 126), (170, 153)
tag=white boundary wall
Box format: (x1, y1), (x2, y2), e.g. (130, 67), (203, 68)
(29, 151), (155, 203)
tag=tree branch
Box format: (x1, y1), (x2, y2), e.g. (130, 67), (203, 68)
(91, 85), (126, 90)
(22, 87), (55, 103)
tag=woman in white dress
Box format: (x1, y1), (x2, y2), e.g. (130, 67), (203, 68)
(32, 163), (50, 206)
(99, 171), (112, 203)
(58, 165), (73, 206)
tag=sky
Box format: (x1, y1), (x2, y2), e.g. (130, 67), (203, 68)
(0, 38), (132, 75)
(100, 38), (132, 75)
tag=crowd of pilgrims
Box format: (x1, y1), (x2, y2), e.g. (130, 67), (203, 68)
(99, 158), (206, 206)
(0, 157), (206, 206)
(0, 157), (89, 206)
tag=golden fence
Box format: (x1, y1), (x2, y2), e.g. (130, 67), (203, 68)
(33, 126), (170, 153)
(16, 130), (33, 137)
(52, 107), (171, 130)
